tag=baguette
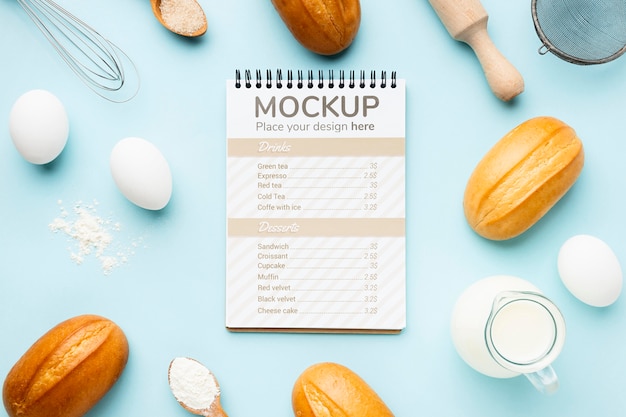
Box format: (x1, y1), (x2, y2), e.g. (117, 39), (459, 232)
(271, 0), (361, 55)
(292, 362), (394, 417)
(463, 116), (584, 240)
(3, 314), (129, 417)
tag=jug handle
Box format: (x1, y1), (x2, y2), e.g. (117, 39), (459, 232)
(524, 365), (559, 395)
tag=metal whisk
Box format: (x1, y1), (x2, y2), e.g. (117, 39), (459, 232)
(17, 0), (140, 102)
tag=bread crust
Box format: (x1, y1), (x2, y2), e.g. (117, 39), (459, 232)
(292, 362), (394, 417)
(463, 116), (584, 240)
(271, 0), (361, 55)
(2, 314), (129, 417)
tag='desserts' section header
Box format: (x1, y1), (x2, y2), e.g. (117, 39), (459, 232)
(226, 79), (406, 139)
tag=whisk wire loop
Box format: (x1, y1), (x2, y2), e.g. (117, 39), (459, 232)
(17, 0), (139, 102)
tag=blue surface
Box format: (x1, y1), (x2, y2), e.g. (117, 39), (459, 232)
(1, 0), (625, 415)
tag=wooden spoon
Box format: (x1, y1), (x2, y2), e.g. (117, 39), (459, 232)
(428, 0), (524, 101)
(150, 0), (207, 37)
(168, 357), (228, 417)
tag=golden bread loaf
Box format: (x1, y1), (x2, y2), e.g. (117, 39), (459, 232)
(292, 362), (394, 417)
(271, 0), (361, 55)
(2, 314), (129, 417)
(463, 116), (584, 240)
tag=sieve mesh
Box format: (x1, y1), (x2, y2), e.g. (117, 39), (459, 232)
(532, 0), (626, 65)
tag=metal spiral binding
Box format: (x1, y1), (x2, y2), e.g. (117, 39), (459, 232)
(235, 69), (397, 89)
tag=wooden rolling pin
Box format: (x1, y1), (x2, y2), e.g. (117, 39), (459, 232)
(428, 0), (524, 101)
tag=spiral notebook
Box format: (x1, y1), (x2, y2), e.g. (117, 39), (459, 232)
(226, 69), (406, 333)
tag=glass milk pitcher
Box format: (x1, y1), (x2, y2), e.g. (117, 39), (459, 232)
(451, 275), (566, 394)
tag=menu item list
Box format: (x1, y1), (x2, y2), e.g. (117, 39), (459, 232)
(226, 73), (406, 332)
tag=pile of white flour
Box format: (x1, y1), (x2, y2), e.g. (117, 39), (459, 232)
(49, 200), (142, 275)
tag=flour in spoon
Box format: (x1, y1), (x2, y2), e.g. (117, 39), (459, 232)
(169, 357), (220, 411)
(160, 0), (205, 35)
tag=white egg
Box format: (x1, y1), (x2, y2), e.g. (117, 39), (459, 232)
(9, 89), (69, 164)
(557, 234), (623, 307)
(110, 137), (173, 210)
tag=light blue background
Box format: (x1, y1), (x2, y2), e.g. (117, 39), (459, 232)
(1, 0), (625, 416)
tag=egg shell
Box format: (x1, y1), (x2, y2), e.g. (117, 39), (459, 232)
(557, 234), (623, 307)
(9, 89), (69, 164)
(110, 137), (173, 210)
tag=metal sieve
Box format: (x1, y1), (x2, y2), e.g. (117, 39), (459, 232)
(531, 0), (626, 65)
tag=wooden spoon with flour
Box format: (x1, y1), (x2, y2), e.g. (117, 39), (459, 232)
(168, 357), (228, 417)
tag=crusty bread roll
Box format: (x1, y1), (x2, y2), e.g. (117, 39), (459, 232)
(3, 314), (129, 417)
(464, 116), (584, 240)
(271, 0), (361, 55)
(292, 362), (394, 417)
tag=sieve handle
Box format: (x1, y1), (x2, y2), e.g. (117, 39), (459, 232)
(428, 0), (524, 101)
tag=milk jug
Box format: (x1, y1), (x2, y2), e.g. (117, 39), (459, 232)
(451, 275), (566, 394)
